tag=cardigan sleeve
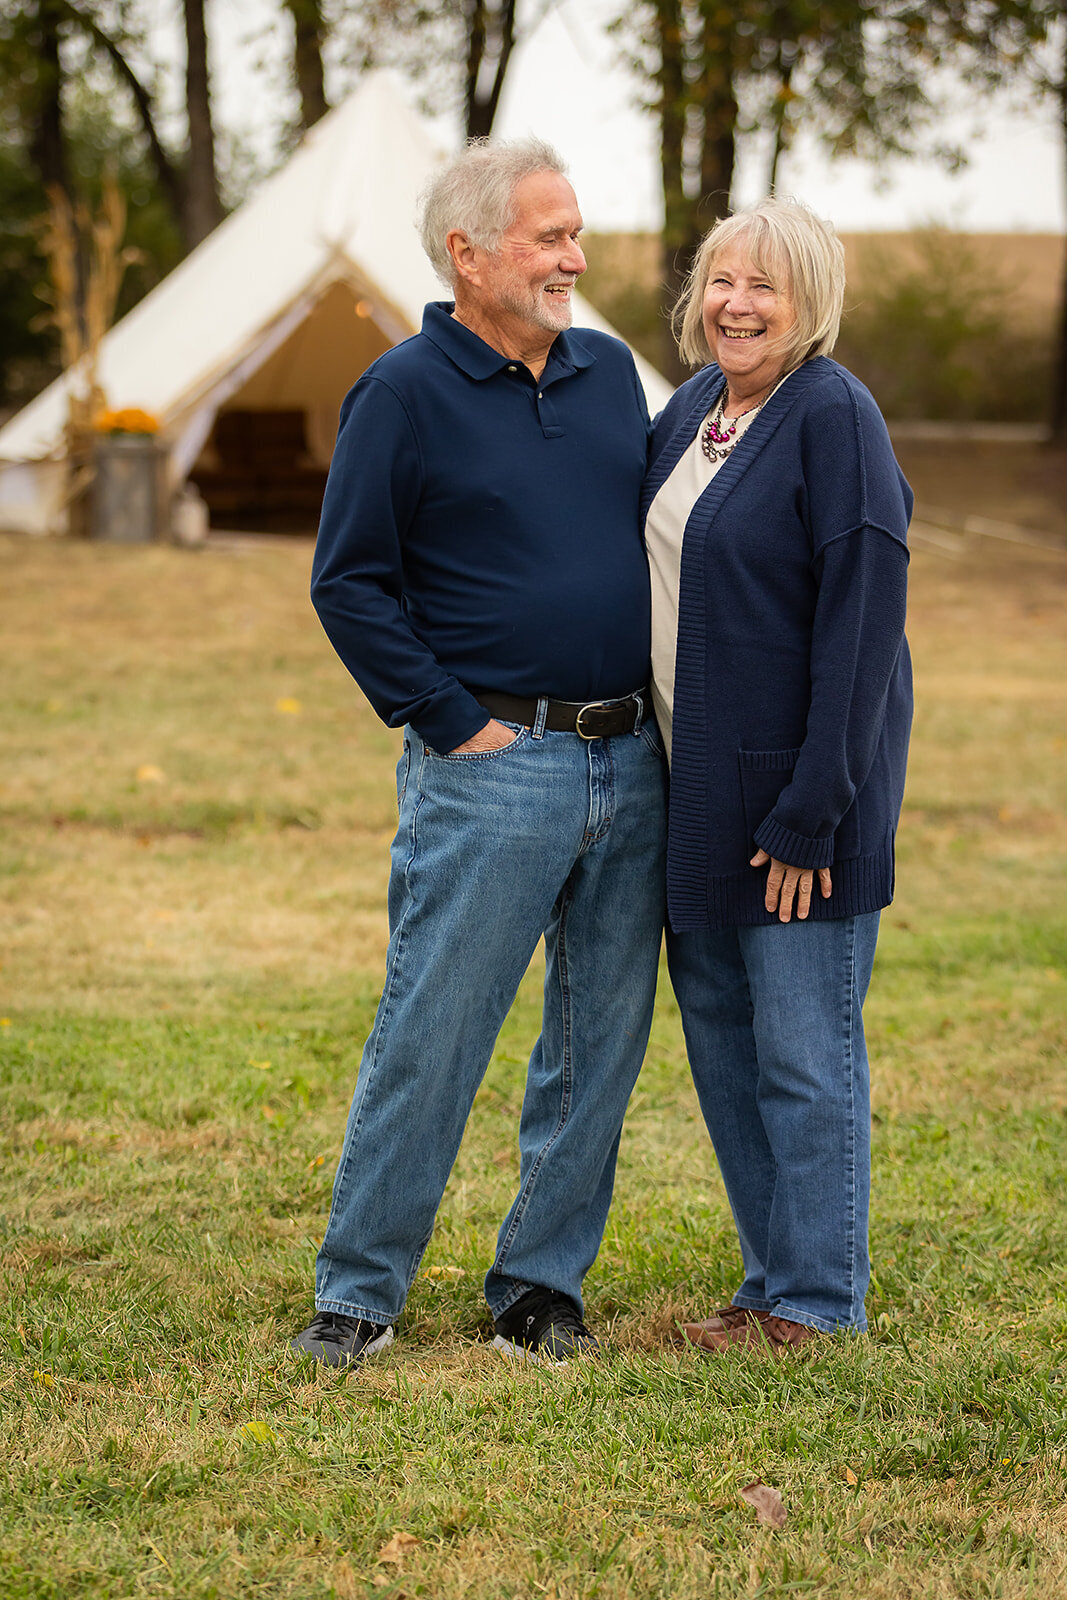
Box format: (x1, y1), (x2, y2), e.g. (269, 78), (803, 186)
(310, 375), (491, 752)
(752, 380), (911, 869)
(752, 525), (909, 869)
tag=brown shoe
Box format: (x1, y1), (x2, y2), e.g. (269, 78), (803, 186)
(682, 1313), (823, 1356)
(673, 1305), (771, 1349)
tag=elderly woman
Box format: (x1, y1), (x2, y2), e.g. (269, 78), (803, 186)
(645, 197), (912, 1353)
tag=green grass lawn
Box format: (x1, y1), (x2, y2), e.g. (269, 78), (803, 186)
(1, 527), (1065, 1598)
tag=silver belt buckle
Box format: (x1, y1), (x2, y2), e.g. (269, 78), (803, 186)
(575, 700), (607, 740)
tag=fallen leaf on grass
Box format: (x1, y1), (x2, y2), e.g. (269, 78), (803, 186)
(845, 1467), (859, 1486)
(241, 1419), (276, 1444)
(422, 1265), (465, 1279)
(275, 697), (302, 715)
(740, 1480), (787, 1527)
(32, 1370), (55, 1389)
(136, 764), (165, 783)
(376, 1531), (421, 1565)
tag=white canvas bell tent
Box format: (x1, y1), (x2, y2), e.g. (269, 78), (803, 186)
(0, 73), (672, 536)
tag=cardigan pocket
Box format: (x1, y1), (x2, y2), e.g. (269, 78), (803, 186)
(738, 746), (862, 860)
(738, 748), (802, 847)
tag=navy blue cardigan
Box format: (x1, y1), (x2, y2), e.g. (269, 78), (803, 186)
(644, 356), (913, 932)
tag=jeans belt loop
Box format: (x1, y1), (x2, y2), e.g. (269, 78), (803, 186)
(532, 696), (549, 740)
(630, 690), (644, 735)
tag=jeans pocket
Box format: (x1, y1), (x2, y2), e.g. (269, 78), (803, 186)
(424, 720), (530, 762)
(738, 747), (801, 845)
(397, 741), (411, 807)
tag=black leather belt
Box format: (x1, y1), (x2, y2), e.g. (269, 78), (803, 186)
(477, 690), (649, 739)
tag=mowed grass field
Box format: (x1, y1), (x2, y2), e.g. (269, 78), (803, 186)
(1, 457), (1066, 1598)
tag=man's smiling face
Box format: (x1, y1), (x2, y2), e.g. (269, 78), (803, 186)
(476, 171), (587, 339)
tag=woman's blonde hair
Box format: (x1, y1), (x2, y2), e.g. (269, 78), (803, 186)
(672, 197), (846, 373)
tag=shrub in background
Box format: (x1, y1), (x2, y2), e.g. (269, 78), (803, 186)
(581, 232), (666, 371)
(834, 229), (1051, 422)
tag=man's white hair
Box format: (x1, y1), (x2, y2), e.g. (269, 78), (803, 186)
(418, 137), (569, 287)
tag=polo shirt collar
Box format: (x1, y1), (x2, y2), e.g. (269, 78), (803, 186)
(420, 301), (597, 382)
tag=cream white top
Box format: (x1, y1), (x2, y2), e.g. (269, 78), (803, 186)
(647, 393), (771, 761)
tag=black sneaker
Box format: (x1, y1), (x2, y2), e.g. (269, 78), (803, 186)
(290, 1311), (394, 1369)
(492, 1287), (600, 1364)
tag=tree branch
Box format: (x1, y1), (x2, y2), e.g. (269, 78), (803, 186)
(58, 0), (184, 235)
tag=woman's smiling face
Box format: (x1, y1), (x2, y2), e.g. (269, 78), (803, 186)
(701, 239), (797, 401)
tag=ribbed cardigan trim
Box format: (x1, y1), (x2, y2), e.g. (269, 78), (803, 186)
(670, 833), (896, 934)
(643, 359), (905, 933)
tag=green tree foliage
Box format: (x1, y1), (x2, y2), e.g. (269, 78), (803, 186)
(329, 0), (523, 139)
(611, 1), (1061, 381)
(0, 0), (225, 407)
(0, 83), (183, 411)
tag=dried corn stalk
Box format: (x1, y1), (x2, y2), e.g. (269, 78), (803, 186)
(38, 177), (143, 533)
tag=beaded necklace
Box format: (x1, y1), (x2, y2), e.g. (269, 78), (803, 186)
(700, 387), (767, 464)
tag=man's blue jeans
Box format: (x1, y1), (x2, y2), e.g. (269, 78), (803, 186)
(666, 911), (881, 1333)
(315, 714), (667, 1325)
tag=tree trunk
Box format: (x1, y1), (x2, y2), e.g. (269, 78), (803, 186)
(464, 0), (517, 140)
(29, 0), (70, 199)
(655, 0), (687, 379)
(182, 0), (222, 248)
(284, 0), (329, 132)
(656, 5), (736, 382)
(1049, 31), (1067, 447)
(692, 51), (736, 259)
(767, 53), (795, 193)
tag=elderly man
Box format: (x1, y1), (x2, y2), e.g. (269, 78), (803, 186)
(292, 138), (666, 1369)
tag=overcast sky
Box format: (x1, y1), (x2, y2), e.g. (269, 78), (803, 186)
(495, 4), (1066, 234)
(193, 0), (1065, 235)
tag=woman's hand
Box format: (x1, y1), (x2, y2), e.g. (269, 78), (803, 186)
(750, 849), (832, 923)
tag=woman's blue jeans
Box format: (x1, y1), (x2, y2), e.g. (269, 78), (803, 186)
(666, 911), (881, 1333)
(315, 715), (667, 1326)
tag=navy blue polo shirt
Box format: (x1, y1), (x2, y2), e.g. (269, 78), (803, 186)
(311, 302), (653, 751)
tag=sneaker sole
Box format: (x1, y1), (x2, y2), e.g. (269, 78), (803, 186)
(292, 1323), (395, 1368)
(492, 1333), (545, 1365)
(491, 1332), (598, 1365)
(354, 1325), (395, 1364)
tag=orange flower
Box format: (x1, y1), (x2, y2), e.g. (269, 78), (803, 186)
(93, 407), (160, 435)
